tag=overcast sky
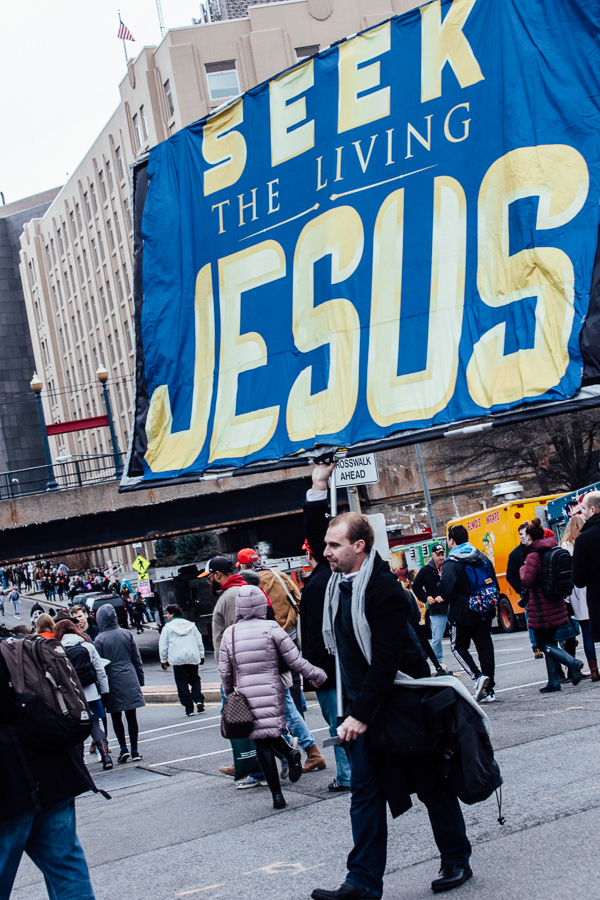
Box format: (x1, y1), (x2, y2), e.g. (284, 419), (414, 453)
(1, 0), (201, 205)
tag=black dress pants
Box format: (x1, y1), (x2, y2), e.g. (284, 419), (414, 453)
(173, 664), (204, 712)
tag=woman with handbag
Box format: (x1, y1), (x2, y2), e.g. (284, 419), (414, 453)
(520, 519), (583, 693)
(219, 584), (327, 810)
(562, 516), (599, 681)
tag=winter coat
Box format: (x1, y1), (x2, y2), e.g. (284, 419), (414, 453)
(561, 540), (589, 620)
(412, 558), (448, 615)
(299, 561), (336, 687)
(94, 604), (145, 713)
(212, 575), (245, 665)
(219, 585), (326, 740)
(61, 632), (109, 702)
(438, 543), (498, 627)
(254, 567), (301, 632)
(520, 535), (568, 631)
(159, 617), (205, 666)
(0, 652), (91, 822)
(506, 544), (527, 596)
(572, 512), (600, 641)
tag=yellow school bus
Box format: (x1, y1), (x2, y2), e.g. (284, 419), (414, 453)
(446, 493), (560, 632)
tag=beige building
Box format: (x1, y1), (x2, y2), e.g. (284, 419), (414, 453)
(17, 0), (419, 566)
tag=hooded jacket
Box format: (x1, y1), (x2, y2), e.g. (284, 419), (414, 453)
(572, 512), (600, 641)
(438, 542), (499, 626)
(94, 604), (145, 713)
(218, 585), (326, 739)
(61, 632), (109, 702)
(211, 574), (245, 665)
(521, 535), (569, 631)
(159, 617), (205, 666)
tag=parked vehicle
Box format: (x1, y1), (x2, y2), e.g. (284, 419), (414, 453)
(84, 592), (129, 629)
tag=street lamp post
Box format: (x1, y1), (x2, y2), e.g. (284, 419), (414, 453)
(30, 373), (58, 491)
(96, 366), (123, 478)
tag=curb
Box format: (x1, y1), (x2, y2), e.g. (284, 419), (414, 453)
(142, 685), (318, 704)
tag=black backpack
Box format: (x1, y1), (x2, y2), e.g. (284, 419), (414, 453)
(540, 546), (573, 602)
(64, 643), (97, 687)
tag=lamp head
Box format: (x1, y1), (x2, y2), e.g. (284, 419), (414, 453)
(96, 365), (109, 383)
(30, 373), (43, 392)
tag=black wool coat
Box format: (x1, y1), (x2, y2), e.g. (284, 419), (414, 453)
(572, 513), (600, 641)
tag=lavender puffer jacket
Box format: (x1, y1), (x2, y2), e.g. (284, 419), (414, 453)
(219, 585), (327, 739)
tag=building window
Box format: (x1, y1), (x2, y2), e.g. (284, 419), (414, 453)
(56, 281), (63, 305)
(106, 160), (114, 191)
(77, 256), (85, 285)
(164, 79), (175, 117)
(123, 199), (132, 232)
(116, 381), (125, 413)
(83, 249), (90, 278)
(57, 228), (64, 255)
(115, 330), (123, 361)
(77, 310), (84, 342)
(84, 192), (92, 221)
(107, 334), (116, 365)
(107, 219), (115, 251)
(140, 105), (148, 140)
(205, 61), (240, 101)
(41, 341), (49, 367)
(123, 262), (131, 295)
(34, 299), (42, 325)
(295, 45), (320, 60)
(116, 146), (125, 181)
(91, 239), (99, 269)
(50, 238), (56, 264)
(28, 261), (35, 287)
(85, 302), (93, 330)
(76, 203), (83, 231)
(99, 286), (107, 317)
(115, 214), (122, 244)
(63, 223), (69, 249)
(124, 319), (133, 351)
(59, 328), (66, 353)
(70, 210), (77, 239)
(45, 245), (52, 269)
(64, 271), (71, 298)
(71, 315), (78, 343)
(115, 269), (124, 301)
(69, 265), (76, 294)
(132, 114), (142, 150)
(91, 183), (98, 213)
(106, 280), (114, 310)
(98, 232), (105, 261)
(99, 170), (107, 201)
(52, 285), (59, 312)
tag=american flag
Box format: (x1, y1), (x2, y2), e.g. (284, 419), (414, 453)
(117, 20), (135, 41)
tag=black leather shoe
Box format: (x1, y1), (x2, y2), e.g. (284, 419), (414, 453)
(311, 882), (379, 900)
(272, 793), (286, 810)
(431, 864), (473, 893)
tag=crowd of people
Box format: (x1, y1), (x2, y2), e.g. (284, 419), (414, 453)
(2, 476), (600, 900)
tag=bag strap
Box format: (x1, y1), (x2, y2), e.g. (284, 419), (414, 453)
(231, 624), (238, 692)
(271, 569), (300, 615)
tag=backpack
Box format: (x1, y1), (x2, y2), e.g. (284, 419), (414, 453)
(0, 635), (93, 750)
(540, 546), (573, 603)
(458, 557), (499, 617)
(64, 642), (97, 687)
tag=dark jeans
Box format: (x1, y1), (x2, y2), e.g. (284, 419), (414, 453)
(111, 709), (139, 753)
(346, 734), (471, 897)
(174, 664), (204, 712)
(579, 619), (597, 661)
(451, 617), (495, 690)
(0, 799), (95, 900)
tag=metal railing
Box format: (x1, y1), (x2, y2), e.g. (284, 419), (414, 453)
(0, 453), (125, 500)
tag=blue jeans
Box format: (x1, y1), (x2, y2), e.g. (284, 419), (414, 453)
(284, 688), (314, 749)
(430, 613), (448, 664)
(346, 734), (470, 897)
(524, 607), (537, 650)
(579, 619), (597, 661)
(0, 799), (95, 900)
(12, 597), (19, 614)
(316, 688), (351, 786)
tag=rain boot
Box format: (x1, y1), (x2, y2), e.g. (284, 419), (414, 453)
(589, 660), (600, 682)
(539, 649), (561, 693)
(545, 643), (584, 686)
(255, 743), (286, 809)
(271, 735), (303, 783)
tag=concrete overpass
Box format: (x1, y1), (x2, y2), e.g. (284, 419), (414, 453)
(0, 468), (310, 564)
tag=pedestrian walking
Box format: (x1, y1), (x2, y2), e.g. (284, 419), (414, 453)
(159, 604), (205, 715)
(132, 596), (146, 634)
(506, 522), (544, 658)
(219, 584), (327, 810)
(0, 590), (4, 618)
(306, 463), (473, 899)
(94, 604), (145, 764)
(572, 491), (600, 643)
(561, 515), (598, 679)
(439, 524), (498, 703)
(520, 518), (583, 692)
(7, 587), (20, 618)
(412, 544), (449, 668)
(54, 619), (113, 770)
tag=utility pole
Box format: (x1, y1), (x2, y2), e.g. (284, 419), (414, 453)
(155, 0), (166, 37)
(414, 443), (437, 535)
(347, 486), (361, 513)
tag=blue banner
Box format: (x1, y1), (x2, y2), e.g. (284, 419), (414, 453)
(137, 0), (600, 482)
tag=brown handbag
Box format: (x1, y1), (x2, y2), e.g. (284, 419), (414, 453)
(221, 625), (255, 739)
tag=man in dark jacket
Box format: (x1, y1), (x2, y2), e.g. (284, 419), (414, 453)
(300, 529), (350, 793)
(0, 645), (96, 898)
(412, 544), (448, 667)
(439, 524), (497, 703)
(506, 523), (542, 658)
(308, 464), (472, 900)
(573, 491), (600, 641)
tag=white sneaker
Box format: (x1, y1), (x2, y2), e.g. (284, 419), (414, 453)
(474, 674), (490, 702)
(236, 775), (267, 789)
(480, 691), (496, 703)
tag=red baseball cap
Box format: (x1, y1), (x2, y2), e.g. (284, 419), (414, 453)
(302, 539), (312, 555)
(236, 548), (260, 567)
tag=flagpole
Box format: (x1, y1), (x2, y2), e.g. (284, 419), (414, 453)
(118, 10), (128, 63)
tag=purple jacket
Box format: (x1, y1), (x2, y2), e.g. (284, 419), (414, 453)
(218, 585), (327, 739)
(520, 536), (569, 631)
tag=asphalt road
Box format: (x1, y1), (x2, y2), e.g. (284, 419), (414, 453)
(7, 606), (600, 900)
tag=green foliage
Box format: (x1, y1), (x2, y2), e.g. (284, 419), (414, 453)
(153, 537), (178, 566)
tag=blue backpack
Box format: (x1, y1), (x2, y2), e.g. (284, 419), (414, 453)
(458, 558), (499, 618)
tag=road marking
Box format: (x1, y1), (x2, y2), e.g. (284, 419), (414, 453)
(147, 727), (330, 765)
(497, 658), (537, 668)
(140, 723), (222, 744)
(496, 648), (525, 652)
(495, 681), (546, 693)
(533, 706), (583, 718)
(177, 883), (228, 895)
(541, 785), (600, 801)
(244, 862), (325, 876)
(139, 716), (221, 735)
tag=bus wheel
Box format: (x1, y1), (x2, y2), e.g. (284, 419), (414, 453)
(498, 596), (516, 633)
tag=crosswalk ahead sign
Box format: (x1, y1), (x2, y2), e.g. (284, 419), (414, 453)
(132, 555), (150, 576)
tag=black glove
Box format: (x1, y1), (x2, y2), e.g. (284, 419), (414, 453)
(200, 658), (205, 666)
(100, 693), (110, 707)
